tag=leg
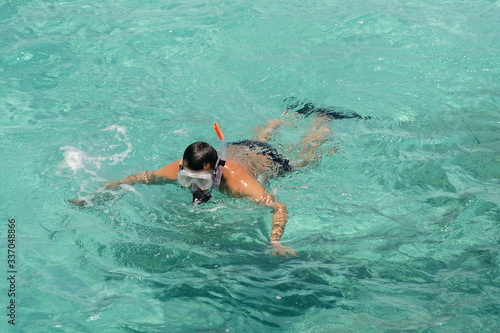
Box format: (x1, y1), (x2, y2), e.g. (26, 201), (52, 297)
(253, 118), (285, 142)
(293, 115), (332, 168)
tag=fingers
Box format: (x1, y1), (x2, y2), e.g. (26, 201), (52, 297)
(67, 198), (86, 207)
(268, 243), (297, 258)
(104, 181), (120, 190)
(271, 248), (297, 258)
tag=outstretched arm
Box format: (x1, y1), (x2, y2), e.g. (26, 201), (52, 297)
(104, 170), (159, 190)
(68, 160), (181, 207)
(104, 159), (181, 189)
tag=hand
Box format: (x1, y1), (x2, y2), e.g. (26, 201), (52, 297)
(269, 242), (297, 258)
(67, 198), (86, 207)
(104, 180), (121, 190)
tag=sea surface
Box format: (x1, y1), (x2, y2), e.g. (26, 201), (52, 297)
(1, 0), (499, 332)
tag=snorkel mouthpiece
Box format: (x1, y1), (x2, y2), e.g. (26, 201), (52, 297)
(193, 190), (212, 204)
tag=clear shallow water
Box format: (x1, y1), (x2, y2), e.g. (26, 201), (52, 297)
(1, 0), (499, 332)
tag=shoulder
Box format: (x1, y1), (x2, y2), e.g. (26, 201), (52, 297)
(222, 160), (252, 179)
(222, 159), (266, 200)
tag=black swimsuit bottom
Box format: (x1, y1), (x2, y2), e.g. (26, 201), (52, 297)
(229, 140), (292, 176)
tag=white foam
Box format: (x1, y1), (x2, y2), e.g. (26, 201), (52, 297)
(104, 124), (127, 134)
(102, 125), (133, 165)
(395, 111), (416, 124)
(173, 125), (188, 136)
(57, 125), (133, 178)
(119, 183), (143, 196)
(57, 146), (93, 175)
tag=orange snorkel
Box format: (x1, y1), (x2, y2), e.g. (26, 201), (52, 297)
(214, 122), (224, 141)
(212, 122), (226, 195)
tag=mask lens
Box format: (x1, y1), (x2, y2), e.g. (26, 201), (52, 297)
(196, 177), (212, 190)
(177, 169), (213, 190)
(177, 173), (192, 187)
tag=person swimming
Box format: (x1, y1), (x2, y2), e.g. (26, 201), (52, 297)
(69, 101), (370, 257)
(71, 123), (295, 256)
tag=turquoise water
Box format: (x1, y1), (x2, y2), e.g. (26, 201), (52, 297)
(1, 0), (499, 331)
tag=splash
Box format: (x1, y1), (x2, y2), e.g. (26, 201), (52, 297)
(54, 124), (135, 207)
(57, 146), (99, 177)
(57, 125), (133, 177)
(102, 124), (133, 165)
(57, 146), (88, 175)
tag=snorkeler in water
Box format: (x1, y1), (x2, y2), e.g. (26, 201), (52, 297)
(69, 100), (369, 257)
(101, 122), (295, 257)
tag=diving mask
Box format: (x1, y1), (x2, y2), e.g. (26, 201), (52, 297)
(176, 162), (214, 191)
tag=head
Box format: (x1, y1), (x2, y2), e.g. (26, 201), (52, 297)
(182, 142), (218, 171)
(179, 142), (218, 204)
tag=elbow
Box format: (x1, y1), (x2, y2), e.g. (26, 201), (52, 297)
(273, 202), (287, 215)
(258, 193), (287, 214)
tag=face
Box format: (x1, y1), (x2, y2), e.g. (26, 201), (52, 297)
(184, 163), (214, 204)
(179, 161), (214, 195)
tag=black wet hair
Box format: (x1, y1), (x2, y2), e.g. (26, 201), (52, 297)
(183, 142), (218, 171)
